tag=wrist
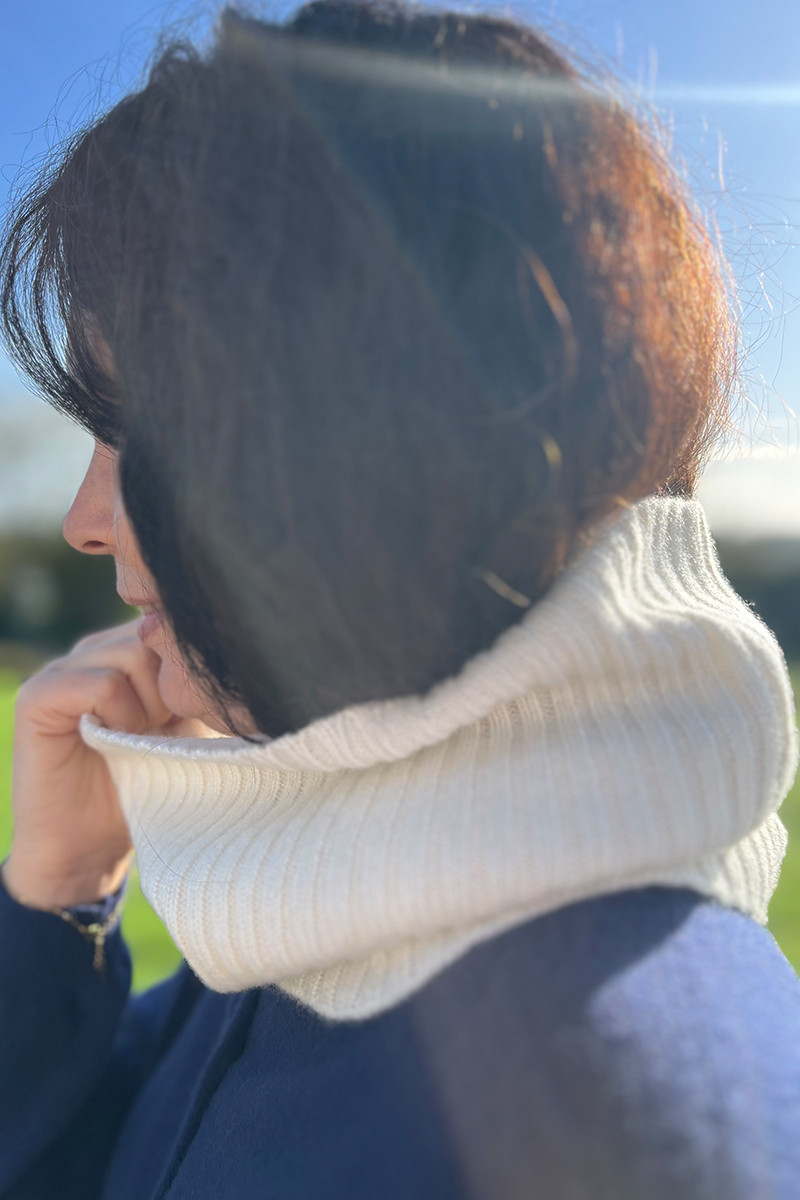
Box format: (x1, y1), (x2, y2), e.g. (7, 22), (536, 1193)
(1, 850), (132, 910)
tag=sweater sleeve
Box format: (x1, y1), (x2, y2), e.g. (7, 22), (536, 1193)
(0, 866), (196, 1200)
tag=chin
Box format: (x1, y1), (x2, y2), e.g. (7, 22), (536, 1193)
(148, 636), (254, 736)
(156, 659), (206, 721)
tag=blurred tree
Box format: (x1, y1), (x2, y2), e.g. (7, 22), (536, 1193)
(716, 536), (800, 660)
(0, 534), (131, 668)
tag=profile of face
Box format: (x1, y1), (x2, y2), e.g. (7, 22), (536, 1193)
(62, 439), (240, 735)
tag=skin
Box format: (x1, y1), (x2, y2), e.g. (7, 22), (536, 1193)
(1, 439), (247, 910)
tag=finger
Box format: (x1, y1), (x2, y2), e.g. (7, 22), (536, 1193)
(20, 665), (169, 738)
(79, 667), (156, 734)
(45, 627), (173, 728)
(70, 618), (149, 653)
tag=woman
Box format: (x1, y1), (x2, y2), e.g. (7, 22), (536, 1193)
(0, 2), (798, 1196)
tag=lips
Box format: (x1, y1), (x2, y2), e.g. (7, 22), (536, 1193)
(137, 608), (165, 640)
(120, 595), (161, 610)
(118, 593), (165, 639)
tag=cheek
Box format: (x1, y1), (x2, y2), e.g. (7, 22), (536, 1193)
(113, 491), (159, 595)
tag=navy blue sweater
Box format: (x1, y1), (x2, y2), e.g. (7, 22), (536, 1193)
(2, 875), (800, 1199)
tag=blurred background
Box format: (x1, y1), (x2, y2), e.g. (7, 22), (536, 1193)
(0, 0), (799, 990)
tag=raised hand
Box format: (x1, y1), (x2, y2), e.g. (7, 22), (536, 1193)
(1, 618), (181, 909)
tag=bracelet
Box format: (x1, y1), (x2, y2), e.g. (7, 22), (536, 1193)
(50, 891), (126, 973)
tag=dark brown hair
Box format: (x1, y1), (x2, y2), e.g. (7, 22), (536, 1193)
(0, 1), (736, 737)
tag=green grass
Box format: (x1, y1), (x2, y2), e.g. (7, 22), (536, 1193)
(765, 664), (800, 969)
(1, 667), (799, 992)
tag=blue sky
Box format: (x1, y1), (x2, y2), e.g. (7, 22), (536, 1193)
(0, 0), (799, 532)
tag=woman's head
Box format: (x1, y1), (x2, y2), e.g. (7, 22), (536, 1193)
(0, 1), (736, 738)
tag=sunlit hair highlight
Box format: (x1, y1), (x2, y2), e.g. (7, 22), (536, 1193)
(0, 1), (737, 737)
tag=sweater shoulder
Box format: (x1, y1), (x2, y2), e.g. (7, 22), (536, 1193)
(407, 887), (800, 1199)
(448, 885), (800, 1021)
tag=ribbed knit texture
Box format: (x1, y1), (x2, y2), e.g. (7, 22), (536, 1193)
(79, 495), (799, 1019)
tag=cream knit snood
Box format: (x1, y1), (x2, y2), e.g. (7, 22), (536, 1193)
(80, 495), (799, 1020)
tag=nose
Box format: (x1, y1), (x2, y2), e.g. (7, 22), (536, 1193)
(62, 441), (118, 556)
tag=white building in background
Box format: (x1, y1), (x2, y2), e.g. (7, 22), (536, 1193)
(697, 444), (800, 546)
(0, 397), (93, 534)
